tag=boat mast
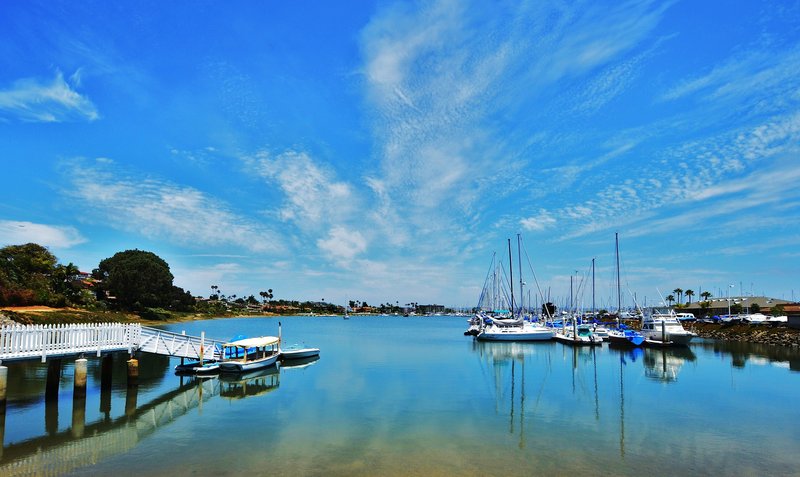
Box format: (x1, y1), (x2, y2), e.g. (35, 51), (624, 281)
(517, 234), (524, 317)
(592, 259), (597, 320)
(616, 232), (622, 316)
(508, 239), (515, 318)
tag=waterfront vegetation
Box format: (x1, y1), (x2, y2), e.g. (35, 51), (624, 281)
(0, 243), (433, 324)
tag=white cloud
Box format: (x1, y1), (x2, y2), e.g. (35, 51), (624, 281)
(520, 210), (556, 232)
(62, 159), (282, 253)
(0, 70), (99, 122)
(316, 226), (368, 262)
(246, 150), (356, 227)
(0, 220), (87, 249)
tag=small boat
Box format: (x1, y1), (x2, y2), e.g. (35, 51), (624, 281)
(280, 344), (321, 360)
(219, 335), (280, 373)
(174, 331), (220, 375)
(175, 361), (220, 375)
(553, 322), (604, 346)
(607, 328), (645, 347)
(277, 322), (320, 360)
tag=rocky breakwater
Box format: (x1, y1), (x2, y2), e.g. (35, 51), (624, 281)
(690, 322), (800, 347)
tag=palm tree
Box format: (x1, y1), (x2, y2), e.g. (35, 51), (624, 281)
(673, 288), (683, 305)
(685, 289), (694, 305)
(700, 291), (712, 301)
(666, 294), (675, 307)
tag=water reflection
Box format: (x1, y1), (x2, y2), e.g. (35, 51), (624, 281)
(219, 366), (280, 400)
(642, 347), (696, 383)
(0, 353), (285, 476)
(694, 339), (800, 371)
(470, 340), (553, 449)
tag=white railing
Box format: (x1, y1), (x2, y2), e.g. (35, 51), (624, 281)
(0, 323), (223, 362)
(0, 323), (140, 362)
(130, 327), (223, 360)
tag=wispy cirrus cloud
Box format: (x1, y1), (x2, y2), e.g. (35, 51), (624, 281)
(61, 158), (282, 253)
(0, 220), (86, 249)
(359, 0), (673, 253)
(661, 45), (800, 109)
(245, 150), (357, 227)
(0, 70), (99, 122)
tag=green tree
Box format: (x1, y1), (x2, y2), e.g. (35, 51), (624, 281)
(94, 249), (177, 309)
(750, 303), (761, 313)
(770, 304), (785, 316)
(0, 243), (81, 306)
(700, 291), (712, 301)
(673, 288), (683, 305)
(666, 294), (675, 306)
(684, 289), (694, 305)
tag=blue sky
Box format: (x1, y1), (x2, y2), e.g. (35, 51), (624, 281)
(1, 0), (799, 309)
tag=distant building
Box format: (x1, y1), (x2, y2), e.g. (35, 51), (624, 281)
(680, 296), (791, 317)
(785, 304), (800, 329)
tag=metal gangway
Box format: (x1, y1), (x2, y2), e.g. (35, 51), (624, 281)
(0, 323), (225, 362)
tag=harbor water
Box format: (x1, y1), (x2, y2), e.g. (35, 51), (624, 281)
(2, 315), (800, 476)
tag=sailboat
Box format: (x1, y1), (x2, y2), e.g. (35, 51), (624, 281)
(476, 237), (554, 342)
(552, 269), (602, 346)
(607, 233), (645, 347)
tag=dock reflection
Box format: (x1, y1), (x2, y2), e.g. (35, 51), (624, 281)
(0, 357), (284, 476)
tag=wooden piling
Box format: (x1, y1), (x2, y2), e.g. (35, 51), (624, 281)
(127, 358), (139, 386)
(46, 358), (62, 402)
(0, 365), (7, 405)
(73, 358), (88, 399)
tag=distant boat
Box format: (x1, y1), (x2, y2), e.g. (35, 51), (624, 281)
(219, 335), (280, 372)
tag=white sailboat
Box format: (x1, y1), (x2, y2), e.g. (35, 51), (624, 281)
(476, 237), (553, 342)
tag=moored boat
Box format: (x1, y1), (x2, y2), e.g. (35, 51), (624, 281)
(219, 336), (280, 373)
(175, 360), (220, 375)
(641, 311), (696, 347)
(607, 328), (645, 347)
(476, 321), (554, 341)
(280, 344), (321, 360)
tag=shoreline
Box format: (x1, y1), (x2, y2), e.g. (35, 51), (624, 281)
(3, 307), (799, 347)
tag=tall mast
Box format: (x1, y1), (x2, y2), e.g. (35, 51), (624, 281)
(517, 234), (524, 315)
(508, 239), (515, 317)
(616, 232), (622, 314)
(592, 259), (597, 319)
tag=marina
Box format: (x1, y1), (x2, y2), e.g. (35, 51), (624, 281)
(1, 315), (799, 475)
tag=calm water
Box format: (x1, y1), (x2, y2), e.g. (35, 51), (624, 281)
(2, 316), (800, 476)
